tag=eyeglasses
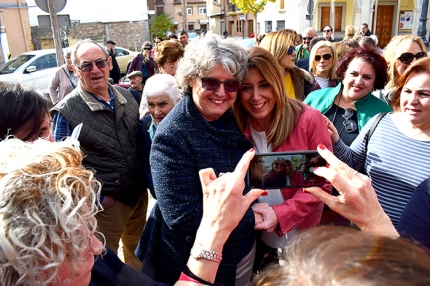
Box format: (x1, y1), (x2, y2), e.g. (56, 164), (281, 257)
(287, 46), (295, 55)
(398, 52), (427, 65)
(274, 163), (283, 167)
(315, 54), (333, 61)
(323, 29), (332, 32)
(200, 77), (240, 92)
(75, 59), (109, 72)
(302, 37), (313, 41)
(155, 41), (161, 44)
(143, 48), (152, 51)
(342, 108), (358, 133)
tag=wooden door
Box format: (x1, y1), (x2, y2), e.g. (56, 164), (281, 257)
(374, 5), (394, 48)
(320, 6), (342, 32)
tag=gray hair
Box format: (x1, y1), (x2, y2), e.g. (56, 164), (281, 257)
(71, 38), (109, 66)
(174, 31), (249, 95)
(144, 74), (181, 104)
(64, 48), (72, 59)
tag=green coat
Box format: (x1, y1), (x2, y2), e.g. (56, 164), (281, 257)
(304, 82), (393, 131)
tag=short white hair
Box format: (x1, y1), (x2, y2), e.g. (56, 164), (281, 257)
(143, 74), (181, 104)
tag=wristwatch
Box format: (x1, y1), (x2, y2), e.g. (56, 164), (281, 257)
(190, 245), (222, 263)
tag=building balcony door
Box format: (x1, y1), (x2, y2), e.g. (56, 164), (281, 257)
(320, 6), (342, 32)
(373, 5), (394, 48)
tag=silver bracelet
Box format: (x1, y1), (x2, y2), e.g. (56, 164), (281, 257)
(190, 246), (223, 263)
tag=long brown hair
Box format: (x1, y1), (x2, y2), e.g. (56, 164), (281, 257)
(233, 47), (303, 150)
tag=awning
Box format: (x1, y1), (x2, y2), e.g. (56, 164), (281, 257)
(199, 19), (209, 24)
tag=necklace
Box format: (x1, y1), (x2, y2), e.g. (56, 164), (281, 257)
(331, 94), (342, 124)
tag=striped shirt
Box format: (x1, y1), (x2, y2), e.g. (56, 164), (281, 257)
(333, 113), (430, 227)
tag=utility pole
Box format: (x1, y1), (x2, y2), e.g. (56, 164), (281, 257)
(181, 0), (188, 31)
(47, 0), (64, 65)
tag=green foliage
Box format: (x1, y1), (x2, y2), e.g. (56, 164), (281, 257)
(230, 0), (276, 14)
(150, 13), (174, 38)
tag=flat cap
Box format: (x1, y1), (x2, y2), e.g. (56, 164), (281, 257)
(126, 70), (143, 78)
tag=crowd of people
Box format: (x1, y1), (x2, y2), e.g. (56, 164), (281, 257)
(1, 25), (430, 286)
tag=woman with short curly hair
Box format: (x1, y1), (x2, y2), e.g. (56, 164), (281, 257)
(305, 46), (392, 146)
(154, 40), (184, 76)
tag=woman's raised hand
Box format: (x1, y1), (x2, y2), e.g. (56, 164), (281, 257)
(304, 145), (399, 238)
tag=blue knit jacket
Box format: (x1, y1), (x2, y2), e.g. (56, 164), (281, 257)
(136, 95), (255, 285)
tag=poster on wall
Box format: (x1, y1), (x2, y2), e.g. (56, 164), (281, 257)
(399, 11), (413, 29)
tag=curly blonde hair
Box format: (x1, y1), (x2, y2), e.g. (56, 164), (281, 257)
(0, 139), (103, 285)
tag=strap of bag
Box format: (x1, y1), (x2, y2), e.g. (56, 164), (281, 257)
(364, 112), (388, 154)
(63, 67), (76, 89)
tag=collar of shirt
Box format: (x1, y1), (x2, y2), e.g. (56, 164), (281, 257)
(89, 87), (115, 113)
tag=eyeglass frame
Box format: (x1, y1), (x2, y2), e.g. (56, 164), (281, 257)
(397, 52), (427, 65)
(287, 46), (295, 55)
(199, 77), (240, 92)
(342, 108), (358, 133)
(74, 58), (110, 73)
(314, 53), (333, 61)
(323, 29), (332, 32)
(302, 36), (314, 41)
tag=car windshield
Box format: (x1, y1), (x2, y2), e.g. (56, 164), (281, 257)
(0, 55), (35, 74)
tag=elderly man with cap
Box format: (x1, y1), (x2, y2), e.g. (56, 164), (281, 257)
(127, 70), (144, 104)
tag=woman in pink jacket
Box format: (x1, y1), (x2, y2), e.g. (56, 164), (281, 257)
(233, 47), (332, 267)
(48, 50), (78, 105)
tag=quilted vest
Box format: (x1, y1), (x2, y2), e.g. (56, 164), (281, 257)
(52, 84), (145, 205)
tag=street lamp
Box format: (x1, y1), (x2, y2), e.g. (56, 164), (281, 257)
(417, 0), (429, 47)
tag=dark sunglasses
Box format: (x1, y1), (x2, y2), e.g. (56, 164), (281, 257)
(302, 37), (313, 41)
(143, 47), (152, 51)
(315, 53), (333, 61)
(398, 52), (427, 65)
(200, 77), (240, 92)
(287, 46), (295, 55)
(75, 59), (109, 72)
(155, 41), (161, 44)
(342, 108), (358, 133)
(323, 29), (332, 32)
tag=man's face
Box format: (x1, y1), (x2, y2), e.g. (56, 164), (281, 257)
(361, 25), (368, 34)
(303, 30), (317, 50)
(129, 75), (143, 90)
(179, 34), (188, 46)
(73, 43), (112, 95)
(323, 26), (333, 40)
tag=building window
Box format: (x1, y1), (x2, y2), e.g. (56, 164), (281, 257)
(200, 24), (207, 30)
(156, 7), (164, 14)
(279, 0), (284, 10)
(265, 21), (272, 33)
(187, 7), (193, 15)
(277, 20), (285, 30)
(198, 6), (206, 15)
(188, 22), (195, 31)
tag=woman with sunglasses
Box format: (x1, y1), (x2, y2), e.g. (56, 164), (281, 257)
(328, 57), (430, 231)
(136, 32), (256, 285)
(374, 35), (427, 105)
(127, 41), (155, 84)
(305, 46), (392, 146)
(308, 41), (339, 93)
(233, 46), (332, 269)
(259, 29), (313, 101)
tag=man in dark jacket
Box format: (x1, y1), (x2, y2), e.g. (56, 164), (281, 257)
(51, 39), (148, 272)
(106, 40), (122, 83)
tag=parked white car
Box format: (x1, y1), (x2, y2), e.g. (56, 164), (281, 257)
(0, 49), (58, 95)
(114, 47), (138, 74)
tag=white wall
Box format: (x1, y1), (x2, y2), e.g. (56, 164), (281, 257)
(26, 0), (149, 26)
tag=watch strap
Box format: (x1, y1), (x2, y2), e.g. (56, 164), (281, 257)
(190, 246), (222, 263)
